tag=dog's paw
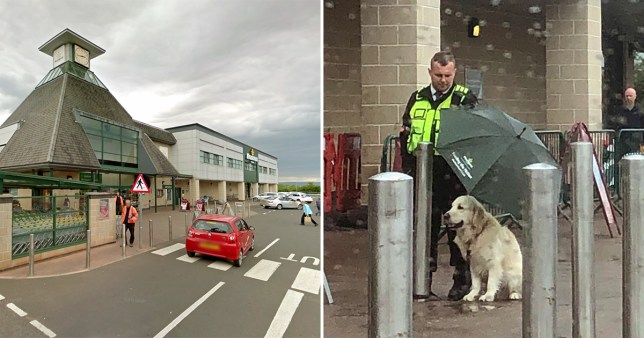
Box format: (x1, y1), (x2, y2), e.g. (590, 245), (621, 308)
(479, 293), (495, 302)
(462, 292), (478, 302)
(509, 292), (522, 300)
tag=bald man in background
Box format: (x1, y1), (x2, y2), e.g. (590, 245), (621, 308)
(608, 87), (642, 130)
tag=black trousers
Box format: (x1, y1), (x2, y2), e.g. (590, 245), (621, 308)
(401, 150), (468, 272)
(301, 213), (318, 225)
(125, 223), (135, 244)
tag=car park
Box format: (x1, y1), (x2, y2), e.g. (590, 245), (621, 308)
(185, 214), (255, 267)
(261, 197), (302, 210)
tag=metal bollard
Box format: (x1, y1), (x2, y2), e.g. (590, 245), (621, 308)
(122, 225), (126, 256)
(571, 142), (596, 338)
(522, 163), (560, 338)
(169, 216), (173, 241)
(368, 172), (413, 338)
(622, 154), (644, 338)
(86, 229), (91, 270)
(28, 234), (35, 277)
(413, 142), (433, 299)
(149, 220), (154, 248)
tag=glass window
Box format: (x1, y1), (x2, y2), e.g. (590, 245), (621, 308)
(193, 220), (233, 234)
(102, 124), (121, 140)
(122, 142), (137, 158)
(201, 151), (210, 164)
(122, 128), (138, 142)
(77, 115), (139, 168)
(103, 138), (120, 155)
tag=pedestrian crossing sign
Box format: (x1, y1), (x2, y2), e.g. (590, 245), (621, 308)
(131, 173), (150, 193)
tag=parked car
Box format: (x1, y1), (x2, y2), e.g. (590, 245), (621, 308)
(261, 197), (302, 210)
(253, 192), (278, 201)
(289, 192), (313, 202)
(185, 214), (255, 267)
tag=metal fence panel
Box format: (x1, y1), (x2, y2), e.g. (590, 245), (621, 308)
(12, 195), (88, 258)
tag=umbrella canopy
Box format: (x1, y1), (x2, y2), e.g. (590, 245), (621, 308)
(435, 106), (559, 216)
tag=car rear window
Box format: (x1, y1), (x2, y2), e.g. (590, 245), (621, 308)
(193, 220), (233, 234)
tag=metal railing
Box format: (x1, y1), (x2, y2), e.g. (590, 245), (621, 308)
(12, 195), (89, 258)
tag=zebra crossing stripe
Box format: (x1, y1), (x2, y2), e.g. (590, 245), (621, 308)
(244, 259), (281, 281)
(291, 267), (321, 295)
(152, 243), (185, 256)
(176, 254), (200, 263)
(207, 261), (232, 271)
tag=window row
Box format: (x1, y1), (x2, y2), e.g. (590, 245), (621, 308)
(200, 151), (224, 166)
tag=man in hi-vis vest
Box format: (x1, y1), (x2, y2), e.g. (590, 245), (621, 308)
(400, 51), (478, 301)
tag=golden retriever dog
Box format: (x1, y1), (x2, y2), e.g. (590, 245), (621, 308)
(443, 195), (522, 302)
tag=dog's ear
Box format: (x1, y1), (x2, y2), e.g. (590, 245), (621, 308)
(471, 201), (486, 227)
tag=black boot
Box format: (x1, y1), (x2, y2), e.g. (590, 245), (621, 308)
(447, 267), (471, 301)
(414, 272), (441, 301)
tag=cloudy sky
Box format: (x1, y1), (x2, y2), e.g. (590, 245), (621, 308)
(0, 0), (321, 182)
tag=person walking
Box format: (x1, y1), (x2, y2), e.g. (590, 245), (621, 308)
(300, 201), (318, 226)
(121, 199), (139, 247)
(115, 191), (125, 239)
(400, 51), (478, 301)
(315, 199), (321, 216)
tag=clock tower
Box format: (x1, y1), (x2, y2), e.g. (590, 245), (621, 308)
(38, 28), (105, 69)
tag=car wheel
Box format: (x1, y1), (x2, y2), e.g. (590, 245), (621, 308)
(298, 204), (303, 210)
(187, 251), (195, 257)
(249, 237), (255, 251)
(234, 248), (243, 267)
(277, 204), (283, 210)
(264, 206), (269, 209)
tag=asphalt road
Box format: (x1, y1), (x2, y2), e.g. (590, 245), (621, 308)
(0, 205), (321, 337)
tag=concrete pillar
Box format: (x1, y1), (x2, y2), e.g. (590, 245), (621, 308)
(361, 0), (441, 202)
(237, 183), (245, 201)
(546, 0), (603, 130)
(189, 178), (200, 204)
(218, 181), (227, 203)
(0, 194), (13, 271)
(86, 192), (116, 247)
(251, 183), (259, 197)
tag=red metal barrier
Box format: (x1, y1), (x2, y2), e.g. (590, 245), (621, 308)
(335, 133), (362, 213)
(323, 134), (336, 213)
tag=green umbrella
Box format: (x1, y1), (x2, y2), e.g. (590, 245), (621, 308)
(435, 106), (559, 216)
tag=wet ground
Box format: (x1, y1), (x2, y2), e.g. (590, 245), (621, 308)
(324, 209), (624, 337)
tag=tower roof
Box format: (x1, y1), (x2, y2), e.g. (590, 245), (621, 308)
(38, 28), (105, 60)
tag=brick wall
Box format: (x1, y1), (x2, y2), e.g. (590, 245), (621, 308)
(324, 0), (362, 136)
(441, 1), (548, 129)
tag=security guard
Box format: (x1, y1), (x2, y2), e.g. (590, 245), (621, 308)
(400, 51), (478, 301)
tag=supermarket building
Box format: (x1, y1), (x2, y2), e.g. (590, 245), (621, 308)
(0, 29), (278, 207)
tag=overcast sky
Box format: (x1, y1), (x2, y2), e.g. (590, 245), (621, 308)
(0, 0), (321, 182)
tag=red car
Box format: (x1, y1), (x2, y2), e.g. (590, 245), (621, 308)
(186, 214), (255, 267)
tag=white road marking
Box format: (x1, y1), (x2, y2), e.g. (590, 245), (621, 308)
(207, 261), (232, 271)
(176, 254), (200, 263)
(254, 238), (279, 258)
(291, 267), (321, 295)
(0, 294), (4, 301)
(30, 320), (56, 337)
(263, 290), (304, 338)
(244, 259), (281, 281)
(153, 282), (225, 338)
(152, 243), (185, 256)
(7, 303), (27, 317)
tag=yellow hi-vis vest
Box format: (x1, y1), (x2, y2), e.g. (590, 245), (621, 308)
(406, 84), (470, 154)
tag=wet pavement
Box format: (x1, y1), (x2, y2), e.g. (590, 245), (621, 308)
(324, 210), (625, 337)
